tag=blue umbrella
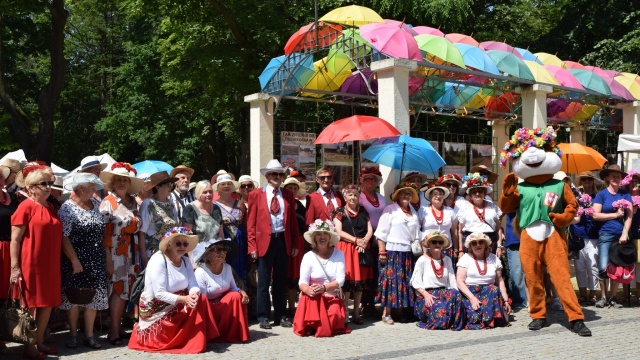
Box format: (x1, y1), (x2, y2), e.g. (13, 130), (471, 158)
(361, 135), (445, 175)
(436, 82), (481, 108)
(515, 47), (543, 64)
(258, 54), (314, 94)
(454, 43), (501, 75)
(132, 160), (173, 175)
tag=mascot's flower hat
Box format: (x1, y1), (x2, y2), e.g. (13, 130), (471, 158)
(499, 126), (561, 169)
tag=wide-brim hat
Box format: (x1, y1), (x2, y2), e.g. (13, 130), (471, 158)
(63, 173), (104, 191)
(609, 242), (638, 267)
(304, 220), (340, 246)
(99, 163), (144, 194)
(359, 167), (383, 186)
(460, 184), (493, 196)
(391, 182), (419, 203)
(282, 177), (306, 198)
(211, 169), (236, 184)
(470, 165), (498, 184)
(159, 227), (198, 253)
(464, 232), (492, 249)
(260, 159), (286, 176)
(211, 173), (239, 192)
(460, 173), (493, 196)
(80, 155), (108, 172)
(170, 165), (195, 179)
(148, 171), (178, 189)
(201, 238), (239, 263)
(600, 164), (627, 180)
(0, 166), (9, 179)
(420, 184), (450, 201)
(237, 175), (259, 191)
(422, 230), (451, 249)
(400, 172), (428, 185)
(436, 174), (463, 187)
(0, 158), (21, 174)
(553, 171), (570, 182)
(576, 170), (601, 187)
(51, 174), (65, 191)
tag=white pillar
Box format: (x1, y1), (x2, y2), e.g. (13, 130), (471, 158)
(245, 93), (279, 186)
(371, 58), (418, 197)
(492, 120), (510, 199)
(569, 127), (585, 145)
(620, 101), (640, 170)
(520, 84), (553, 129)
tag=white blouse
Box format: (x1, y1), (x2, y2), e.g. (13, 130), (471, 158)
(144, 252), (200, 305)
(194, 263), (239, 301)
(298, 249), (346, 297)
(374, 203), (420, 252)
(457, 253), (502, 286)
(419, 205), (455, 247)
(457, 201), (502, 233)
(411, 255), (457, 290)
(359, 192), (387, 229)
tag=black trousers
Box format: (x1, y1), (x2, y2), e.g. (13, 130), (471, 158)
(256, 233), (289, 322)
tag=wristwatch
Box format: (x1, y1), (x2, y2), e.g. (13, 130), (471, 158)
(498, 245), (506, 250)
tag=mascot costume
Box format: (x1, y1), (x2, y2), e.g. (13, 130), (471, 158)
(498, 127), (591, 337)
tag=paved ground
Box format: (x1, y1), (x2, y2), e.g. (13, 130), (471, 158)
(3, 301), (639, 360)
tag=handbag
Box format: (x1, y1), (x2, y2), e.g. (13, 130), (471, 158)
(0, 283), (37, 345)
(313, 254), (345, 301)
(343, 208), (375, 267)
(411, 239), (423, 257)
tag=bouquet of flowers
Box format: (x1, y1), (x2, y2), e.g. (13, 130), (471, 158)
(612, 199), (632, 210)
(571, 186), (594, 217)
(633, 196), (640, 208)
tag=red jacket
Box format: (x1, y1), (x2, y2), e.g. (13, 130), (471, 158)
(305, 190), (345, 226)
(247, 186), (302, 257)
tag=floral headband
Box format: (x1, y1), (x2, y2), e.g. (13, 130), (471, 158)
(461, 172), (489, 188)
(360, 167), (382, 177)
(308, 219), (336, 233)
(621, 169), (640, 186)
(435, 173), (462, 186)
(393, 181), (419, 193)
(109, 162), (137, 176)
(162, 226), (193, 241)
(341, 184), (359, 196)
(499, 127), (561, 169)
(21, 161), (48, 178)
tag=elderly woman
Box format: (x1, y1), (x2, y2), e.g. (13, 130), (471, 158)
(213, 173), (247, 283)
(58, 173), (108, 350)
(237, 175), (258, 208)
(592, 165), (633, 308)
(293, 220), (350, 337)
(457, 173), (503, 255)
(99, 162), (144, 345)
(411, 231), (463, 330)
(182, 180), (224, 264)
(375, 182), (421, 325)
(194, 238), (250, 343)
(456, 232), (510, 329)
(419, 184), (458, 259)
(282, 176), (308, 316)
(436, 174), (466, 214)
(129, 227), (219, 353)
(332, 184), (373, 325)
(139, 171), (179, 257)
(0, 164), (18, 354)
(10, 163), (63, 358)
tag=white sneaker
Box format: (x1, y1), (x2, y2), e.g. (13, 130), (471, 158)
(551, 298), (564, 311)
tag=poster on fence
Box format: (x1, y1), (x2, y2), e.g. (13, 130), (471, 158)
(323, 142), (354, 190)
(280, 131), (317, 189)
(470, 144), (493, 169)
(442, 142), (466, 176)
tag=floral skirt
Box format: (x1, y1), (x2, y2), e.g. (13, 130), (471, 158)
(375, 250), (414, 308)
(293, 294), (351, 338)
(461, 284), (509, 330)
(414, 288), (464, 330)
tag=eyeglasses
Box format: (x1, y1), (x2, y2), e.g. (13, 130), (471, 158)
(469, 241), (484, 246)
(444, 183), (458, 188)
(211, 247), (227, 253)
(429, 240), (445, 245)
(174, 241), (188, 248)
(268, 172), (285, 178)
(469, 189), (484, 195)
(240, 183), (254, 189)
(36, 181), (54, 187)
(318, 175), (333, 181)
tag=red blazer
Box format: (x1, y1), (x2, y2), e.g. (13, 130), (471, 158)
(247, 186), (302, 258)
(305, 190), (345, 226)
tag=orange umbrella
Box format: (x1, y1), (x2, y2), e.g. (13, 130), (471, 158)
(557, 143), (607, 174)
(284, 22), (342, 55)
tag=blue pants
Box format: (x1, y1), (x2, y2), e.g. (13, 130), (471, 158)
(506, 244), (528, 308)
(597, 233), (619, 279)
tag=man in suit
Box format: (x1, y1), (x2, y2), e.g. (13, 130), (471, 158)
(305, 167), (345, 226)
(247, 159), (302, 329)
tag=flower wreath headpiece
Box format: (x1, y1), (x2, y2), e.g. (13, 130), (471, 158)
(393, 181), (420, 193)
(435, 173), (462, 186)
(499, 126), (561, 169)
(360, 167), (382, 177)
(461, 172), (489, 188)
(162, 226), (194, 241)
(307, 219), (336, 233)
(109, 162), (137, 177)
(621, 169), (640, 186)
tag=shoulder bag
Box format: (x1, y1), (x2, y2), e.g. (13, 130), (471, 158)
(313, 253), (345, 301)
(0, 283), (37, 345)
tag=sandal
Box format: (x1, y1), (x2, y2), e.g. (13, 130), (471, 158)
(83, 336), (102, 350)
(381, 315), (394, 325)
(107, 337), (123, 346)
(66, 335), (78, 349)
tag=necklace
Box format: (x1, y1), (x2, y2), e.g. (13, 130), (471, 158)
(400, 205), (412, 216)
(473, 204), (485, 222)
(430, 257), (444, 279)
(363, 191), (379, 208)
(471, 252), (488, 276)
(346, 205), (359, 218)
(431, 206), (444, 225)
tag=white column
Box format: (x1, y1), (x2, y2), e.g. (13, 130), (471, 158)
(245, 93), (279, 186)
(520, 84), (553, 129)
(569, 127), (585, 145)
(371, 58), (418, 197)
(620, 101), (640, 170)
(491, 120), (510, 199)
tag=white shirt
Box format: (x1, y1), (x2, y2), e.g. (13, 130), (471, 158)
(265, 185), (284, 233)
(318, 188), (339, 209)
(457, 253), (502, 286)
(419, 205), (455, 247)
(374, 203), (420, 252)
(411, 255), (457, 290)
(298, 249), (346, 297)
(143, 252), (200, 305)
(359, 192), (387, 229)
(194, 263), (239, 301)
(457, 201), (502, 233)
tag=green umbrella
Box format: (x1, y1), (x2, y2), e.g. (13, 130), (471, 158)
(325, 49), (355, 75)
(330, 28), (372, 59)
(414, 34), (466, 69)
(568, 69), (612, 96)
(485, 50), (535, 81)
(416, 79), (446, 103)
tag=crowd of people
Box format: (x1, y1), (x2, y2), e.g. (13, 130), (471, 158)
(2, 153), (639, 356)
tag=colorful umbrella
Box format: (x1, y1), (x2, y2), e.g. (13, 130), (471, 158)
(319, 5), (385, 26)
(359, 22), (423, 61)
(523, 60), (560, 85)
(384, 19), (418, 36)
(258, 54), (314, 93)
(564, 61), (587, 70)
(445, 33), (479, 46)
(301, 57), (351, 97)
(454, 43), (501, 75)
(412, 26), (444, 37)
(480, 41), (523, 59)
(417, 79), (446, 103)
(570, 104), (599, 121)
(132, 160), (173, 175)
(515, 47), (542, 63)
(485, 92), (520, 118)
(534, 52), (565, 68)
(547, 99), (582, 119)
(331, 28), (372, 59)
(362, 135), (446, 175)
(620, 72), (640, 81)
(414, 34), (466, 68)
(603, 77), (635, 100)
(614, 75), (640, 100)
(314, 115), (401, 144)
(485, 50), (535, 80)
(557, 143), (607, 174)
(436, 83), (481, 108)
(284, 22), (342, 55)
(584, 66), (619, 79)
(325, 49), (355, 75)
(544, 65), (584, 90)
(567, 69), (612, 95)
(340, 70), (377, 97)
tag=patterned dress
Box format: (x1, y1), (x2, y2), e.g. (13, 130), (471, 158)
(215, 200), (247, 281)
(144, 199), (179, 253)
(100, 193), (141, 300)
(59, 198), (108, 310)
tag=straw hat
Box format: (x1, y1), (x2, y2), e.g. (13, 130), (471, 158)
(211, 173), (239, 192)
(391, 182), (419, 203)
(0, 159), (21, 175)
(435, 173), (463, 187)
(148, 171), (178, 189)
(281, 177), (306, 198)
(170, 165), (195, 179)
(51, 174), (65, 191)
(464, 232), (492, 249)
(553, 171), (570, 182)
(79, 155), (108, 172)
(63, 173), (104, 191)
(459, 173), (493, 195)
(400, 172), (428, 185)
(99, 162), (144, 194)
(260, 159), (286, 176)
(304, 219), (340, 247)
(421, 230), (451, 249)
(599, 164), (627, 180)
(470, 164), (498, 184)
(159, 227), (198, 253)
(0, 166), (9, 180)
(420, 183), (450, 200)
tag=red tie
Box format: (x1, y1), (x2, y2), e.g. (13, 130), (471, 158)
(270, 188), (280, 215)
(325, 192), (335, 213)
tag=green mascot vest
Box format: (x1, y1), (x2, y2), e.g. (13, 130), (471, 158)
(516, 179), (565, 230)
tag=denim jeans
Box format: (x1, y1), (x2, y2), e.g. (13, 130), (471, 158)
(597, 232), (619, 279)
(506, 244), (528, 308)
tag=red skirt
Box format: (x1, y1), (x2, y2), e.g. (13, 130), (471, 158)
(336, 241), (373, 282)
(0, 242), (10, 296)
(209, 291), (250, 343)
(293, 294), (351, 338)
(128, 294), (219, 353)
(287, 248), (303, 281)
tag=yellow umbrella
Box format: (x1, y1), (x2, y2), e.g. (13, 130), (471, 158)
(523, 60), (560, 85)
(620, 72), (640, 81)
(614, 75), (640, 100)
(319, 5), (385, 27)
(534, 52), (566, 68)
(572, 104), (599, 121)
(456, 92), (490, 114)
(301, 58), (351, 98)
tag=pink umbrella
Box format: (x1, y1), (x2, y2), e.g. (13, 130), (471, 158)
(564, 61), (587, 69)
(384, 19), (418, 37)
(544, 65), (584, 90)
(409, 76), (425, 97)
(479, 41), (523, 59)
(603, 69), (622, 78)
(445, 33), (479, 46)
(584, 66), (614, 79)
(359, 23), (423, 61)
(603, 77), (635, 100)
(412, 26), (444, 37)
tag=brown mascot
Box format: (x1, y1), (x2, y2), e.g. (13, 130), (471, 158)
(498, 127), (591, 336)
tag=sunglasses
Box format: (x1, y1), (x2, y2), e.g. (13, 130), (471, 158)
(444, 183), (458, 188)
(429, 240), (445, 245)
(469, 190), (484, 195)
(240, 183), (254, 189)
(268, 172), (285, 178)
(469, 241), (484, 246)
(173, 241), (189, 248)
(36, 181), (54, 187)
(318, 175), (333, 181)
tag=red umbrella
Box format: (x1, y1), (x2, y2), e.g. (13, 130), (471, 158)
(284, 22), (342, 55)
(314, 115), (401, 144)
(564, 61), (587, 70)
(484, 92), (520, 118)
(445, 33), (479, 46)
